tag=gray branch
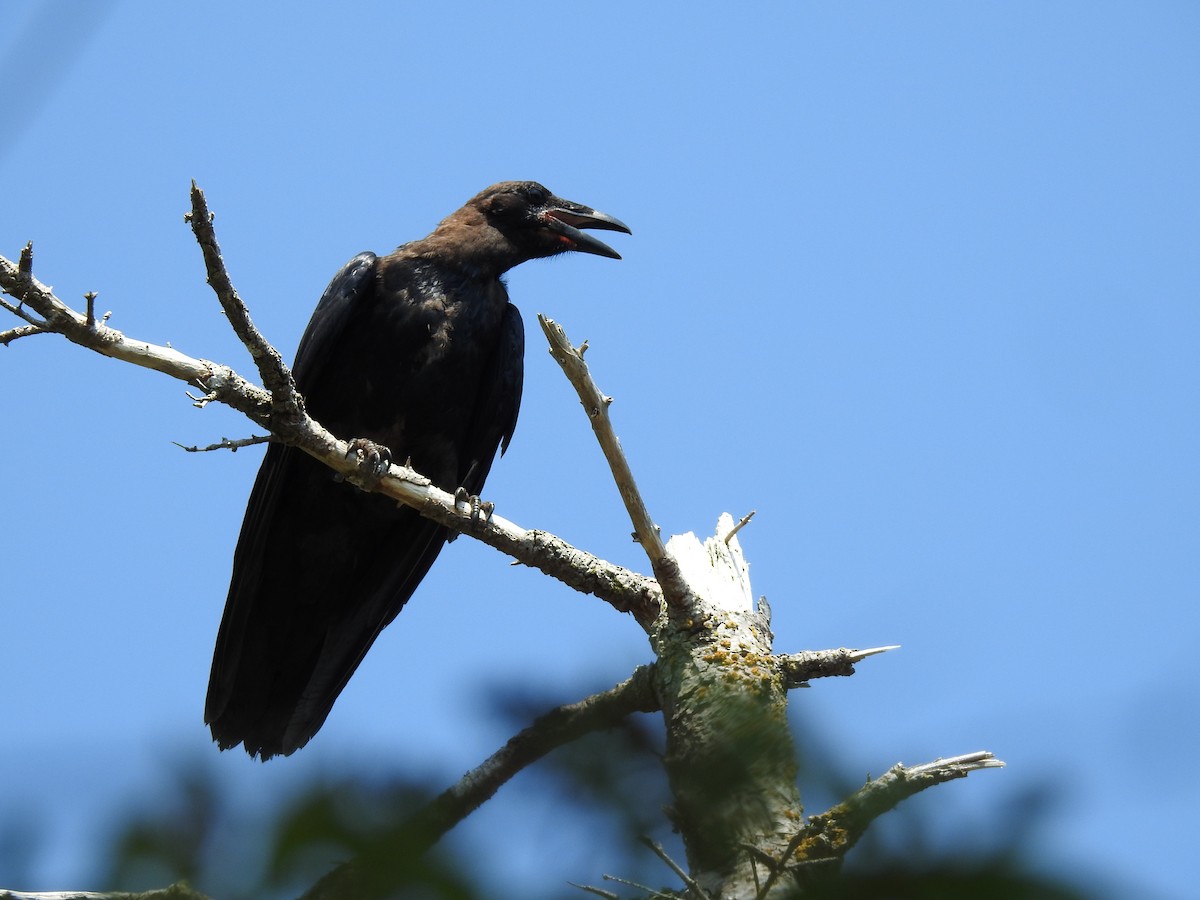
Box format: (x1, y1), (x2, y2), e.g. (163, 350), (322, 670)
(538, 314), (696, 615)
(0, 216), (659, 625)
(301, 666), (661, 900)
(173, 434), (273, 453)
(0, 887), (210, 900)
(778, 645), (901, 689)
(0, 322), (49, 345)
(789, 752), (1006, 873)
(2, 188), (1004, 900)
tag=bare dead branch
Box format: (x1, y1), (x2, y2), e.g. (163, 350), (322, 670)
(1, 245), (48, 328)
(0, 247), (275, 428)
(0, 206), (661, 624)
(778, 645), (900, 689)
(0, 888), (210, 900)
(302, 666), (661, 900)
(723, 509), (756, 545)
(173, 434), (273, 453)
(601, 875), (678, 898)
(640, 836), (710, 899)
(185, 183), (298, 406)
(0, 322), (50, 345)
(795, 751), (1005, 866)
(4, 190), (1003, 899)
(538, 314), (694, 615)
(568, 884), (621, 899)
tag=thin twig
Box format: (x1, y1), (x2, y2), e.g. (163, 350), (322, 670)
(0, 294), (48, 326)
(601, 875), (677, 898)
(724, 509), (756, 544)
(1, 243), (48, 328)
(752, 825), (812, 899)
(903, 750), (1006, 778)
(0, 890), (209, 900)
(0, 323), (49, 345)
(173, 434), (273, 453)
(538, 314), (692, 614)
(640, 836), (710, 899)
(778, 646), (900, 689)
(567, 884), (620, 900)
(185, 183), (297, 405)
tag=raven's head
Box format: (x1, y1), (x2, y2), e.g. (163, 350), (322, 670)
(430, 181), (631, 275)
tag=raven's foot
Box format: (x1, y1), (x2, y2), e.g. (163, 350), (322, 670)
(453, 487), (495, 520)
(448, 488), (494, 542)
(344, 438), (393, 488)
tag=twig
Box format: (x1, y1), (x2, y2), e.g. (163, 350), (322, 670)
(0, 889), (209, 900)
(723, 509), (756, 544)
(0, 294), (48, 326)
(778, 646), (900, 689)
(0, 247), (273, 426)
(568, 885), (620, 899)
(185, 183), (297, 405)
(640, 836), (710, 899)
(799, 751), (1005, 860)
(537, 316), (657, 550)
(538, 314), (693, 614)
(0, 323), (49, 345)
(601, 875), (677, 898)
(173, 434), (273, 453)
(302, 666), (661, 900)
(752, 826), (814, 899)
(903, 750), (1006, 779)
(0, 208), (661, 624)
(0, 244), (48, 328)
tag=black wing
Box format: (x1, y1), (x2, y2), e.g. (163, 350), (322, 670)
(459, 303), (524, 492)
(292, 251), (378, 385)
(205, 256), (526, 759)
(205, 252), (392, 757)
(280, 303), (526, 750)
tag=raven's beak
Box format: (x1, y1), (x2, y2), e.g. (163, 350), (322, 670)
(542, 200), (632, 260)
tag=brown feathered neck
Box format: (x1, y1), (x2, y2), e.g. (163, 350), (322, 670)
(393, 181), (630, 280)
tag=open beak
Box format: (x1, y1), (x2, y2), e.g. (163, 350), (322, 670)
(542, 199), (632, 260)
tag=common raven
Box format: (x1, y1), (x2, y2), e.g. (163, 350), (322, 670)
(205, 182), (629, 759)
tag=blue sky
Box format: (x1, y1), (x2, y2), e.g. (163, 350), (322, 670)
(2, 2), (1197, 897)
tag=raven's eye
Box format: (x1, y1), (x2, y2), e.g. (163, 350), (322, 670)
(520, 184), (549, 206)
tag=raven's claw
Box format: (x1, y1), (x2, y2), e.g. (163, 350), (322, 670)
(448, 488), (493, 542)
(345, 438), (393, 487)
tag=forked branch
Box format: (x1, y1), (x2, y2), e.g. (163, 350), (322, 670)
(0, 202), (660, 625)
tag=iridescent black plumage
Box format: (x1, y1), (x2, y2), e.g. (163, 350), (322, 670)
(205, 182), (629, 758)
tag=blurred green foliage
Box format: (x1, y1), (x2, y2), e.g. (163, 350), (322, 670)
(2, 690), (1107, 899)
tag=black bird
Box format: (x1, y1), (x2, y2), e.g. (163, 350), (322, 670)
(205, 182), (630, 759)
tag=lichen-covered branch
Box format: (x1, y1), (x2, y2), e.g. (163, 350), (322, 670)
(778, 646), (901, 689)
(797, 752), (1006, 866)
(648, 517), (805, 899)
